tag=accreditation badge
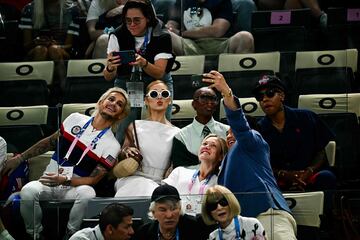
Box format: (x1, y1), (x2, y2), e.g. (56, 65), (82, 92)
(183, 195), (202, 216)
(126, 81), (144, 108)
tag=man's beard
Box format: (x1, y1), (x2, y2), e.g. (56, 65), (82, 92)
(100, 111), (116, 121)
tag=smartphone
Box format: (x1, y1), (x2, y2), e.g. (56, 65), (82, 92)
(191, 74), (211, 88)
(112, 50), (136, 64)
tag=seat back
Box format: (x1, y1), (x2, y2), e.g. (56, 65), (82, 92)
(61, 103), (96, 122)
(252, 9), (311, 52)
(219, 97), (264, 123)
(283, 191), (324, 228)
(170, 99), (196, 128)
(318, 112), (360, 182)
(170, 55), (205, 99)
(298, 93), (360, 118)
(218, 52), (280, 98)
(0, 61), (54, 106)
(0, 105), (48, 152)
(64, 59), (113, 103)
(292, 49), (358, 105)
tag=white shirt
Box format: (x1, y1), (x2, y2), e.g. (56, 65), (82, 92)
(176, 117), (229, 156)
(69, 225), (104, 240)
(163, 167), (218, 216)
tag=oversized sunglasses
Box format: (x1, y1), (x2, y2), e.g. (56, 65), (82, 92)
(194, 95), (218, 104)
(125, 17), (144, 25)
(255, 88), (279, 102)
(146, 90), (171, 99)
(206, 197), (229, 212)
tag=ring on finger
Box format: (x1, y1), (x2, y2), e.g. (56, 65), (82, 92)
(212, 79), (214, 83)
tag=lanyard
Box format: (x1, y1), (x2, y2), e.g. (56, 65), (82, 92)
(188, 169), (212, 194)
(158, 226), (179, 240)
(138, 28), (150, 56)
(218, 217), (241, 240)
(62, 117), (109, 166)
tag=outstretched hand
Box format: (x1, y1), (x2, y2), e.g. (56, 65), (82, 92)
(0, 154), (22, 176)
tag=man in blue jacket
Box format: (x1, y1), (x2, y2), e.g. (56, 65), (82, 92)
(200, 70), (297, 240)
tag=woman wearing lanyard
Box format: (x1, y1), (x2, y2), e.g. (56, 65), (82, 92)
(163, 134), (228, 216)
(104, 0), (174, 144)
(202, 185), (266, 240)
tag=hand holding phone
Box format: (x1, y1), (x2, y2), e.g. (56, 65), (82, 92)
(191, 74), (212, 88)
(112, 50), (136, 64)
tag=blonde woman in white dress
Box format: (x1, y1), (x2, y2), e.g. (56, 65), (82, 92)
(114, 80), (180, 197)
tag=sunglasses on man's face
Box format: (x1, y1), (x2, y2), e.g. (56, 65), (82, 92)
(206, 197), (229, 212)
(255, 88), (279, 102)
(146, 90), (171, 99)
(194, 95), (218, 104)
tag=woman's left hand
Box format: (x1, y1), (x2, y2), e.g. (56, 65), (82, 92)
(130, 54), (148, 68)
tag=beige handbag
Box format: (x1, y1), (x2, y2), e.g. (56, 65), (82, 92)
(113, 121), (142, 178)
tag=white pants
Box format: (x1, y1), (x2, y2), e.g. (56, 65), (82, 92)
(20, 180), (96, 237)
(257, 208), (297, 240)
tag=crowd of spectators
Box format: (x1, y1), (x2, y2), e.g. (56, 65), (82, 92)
(0, 0), (358, 239)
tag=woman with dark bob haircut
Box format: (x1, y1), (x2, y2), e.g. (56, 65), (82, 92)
(202, 185), (266, 240)
(104, 0), (175, 143)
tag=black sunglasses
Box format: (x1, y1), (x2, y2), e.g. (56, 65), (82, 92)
(255, 88), (279, 102)
(206, 197), (229, 212)
(146, 90), (171, 99)
(194, 95), (218, 104)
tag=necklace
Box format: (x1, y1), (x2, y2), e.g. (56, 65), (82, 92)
(160, 232), (175, 240)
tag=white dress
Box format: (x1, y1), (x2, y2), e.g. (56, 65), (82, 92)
(115, 120), (180, 197)
(163, 166), (218, 216)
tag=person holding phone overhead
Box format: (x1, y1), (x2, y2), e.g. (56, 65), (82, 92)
(103, 0), (175, 144)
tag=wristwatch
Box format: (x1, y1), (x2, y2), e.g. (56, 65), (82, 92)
(63, 175), (72, 186)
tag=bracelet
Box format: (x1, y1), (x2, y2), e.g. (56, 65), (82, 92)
(142, 59), (148, 69)
(63, 175), (72, 186)
(106, 65), (115, 72)
(221, 88), (232, 98)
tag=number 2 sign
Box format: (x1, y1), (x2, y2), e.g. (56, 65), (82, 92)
(270, 11), (291, 25)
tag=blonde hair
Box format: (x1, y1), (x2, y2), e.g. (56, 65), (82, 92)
(203, 134), (228, 160)
(201, 185), (241, 225)
(144, 80), (171, 118)
(94, 87), (131, 132)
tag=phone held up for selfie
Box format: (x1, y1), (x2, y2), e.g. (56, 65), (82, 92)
(112, 50), (136, 64)
(191, 74), (212, 88)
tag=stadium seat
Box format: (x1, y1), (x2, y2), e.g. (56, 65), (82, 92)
(63, 59), (113, 103)
(61, 103), (96, 122)
(291, 49), (358, 106)
(297, 93), (360, 180)
(326, 7), (360, 50)
(170, 55), (205, 100)
(298, 93), (360, 117)
(251, 9), (311, 52)
(0, 61), (54, 106)
(219, 97), (264, 123)
(283, 191), (324, 228)
(169, 99), (196, 128)
(318, 112), (360, 182)
(218, 52), (280, 98)
(0, 105), (48, 153)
